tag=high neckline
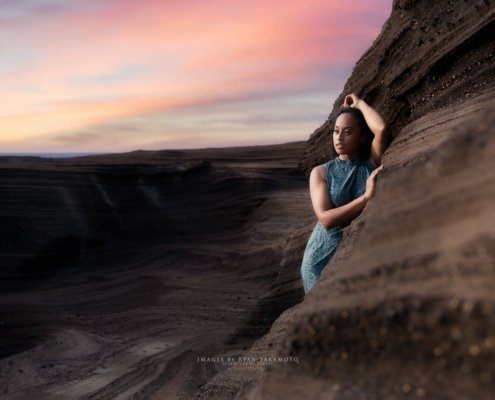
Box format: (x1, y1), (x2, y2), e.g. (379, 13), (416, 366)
(335, 156), (360, 165)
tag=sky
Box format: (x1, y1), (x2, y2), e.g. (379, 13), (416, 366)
(0, 0), (393, 153)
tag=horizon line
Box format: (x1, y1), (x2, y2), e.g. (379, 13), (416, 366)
(0, 139), (308, 157)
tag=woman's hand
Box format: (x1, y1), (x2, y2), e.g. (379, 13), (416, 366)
(364, 165), (384, 200)
(343, 93), (362, 109)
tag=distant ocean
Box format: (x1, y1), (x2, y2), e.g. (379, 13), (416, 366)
(0, 153), (105, 158)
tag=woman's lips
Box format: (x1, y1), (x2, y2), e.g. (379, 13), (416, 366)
(335, 144), (345, 148)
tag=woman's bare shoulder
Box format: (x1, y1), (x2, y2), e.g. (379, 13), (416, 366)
(311, 158), (335, 175)
(311, 163), (327, 183)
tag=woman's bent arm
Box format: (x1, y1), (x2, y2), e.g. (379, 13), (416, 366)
(356, 99), (392, 165)
(355, 99), (387, 135)
(309, 166), (368, 229)
(318, 195), (367, 229)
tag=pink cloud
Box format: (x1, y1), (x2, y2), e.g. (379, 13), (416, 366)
(0, 0), (392, 151)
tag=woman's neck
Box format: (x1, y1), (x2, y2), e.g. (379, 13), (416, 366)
(338, 153), (360, 161)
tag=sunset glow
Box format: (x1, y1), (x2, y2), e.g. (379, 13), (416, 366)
(1, 0), (392, 153)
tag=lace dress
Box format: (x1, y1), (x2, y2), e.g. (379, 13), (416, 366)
(300, 156), (376, 294)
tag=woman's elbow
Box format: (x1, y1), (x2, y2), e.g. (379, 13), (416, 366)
(317, 213), (335, 230)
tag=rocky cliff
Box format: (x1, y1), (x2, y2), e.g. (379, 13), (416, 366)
(198, 0), (495, 398)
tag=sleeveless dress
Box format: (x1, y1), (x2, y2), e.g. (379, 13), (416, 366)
(300, 156), (376, 294)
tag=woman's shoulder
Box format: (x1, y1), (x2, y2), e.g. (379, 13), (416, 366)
(311, 161), (332, 182)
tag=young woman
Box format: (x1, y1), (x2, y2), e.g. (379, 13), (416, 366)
(300, 93), (391, 294)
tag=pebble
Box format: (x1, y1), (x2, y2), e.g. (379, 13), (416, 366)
(469, 344), (480, 356)
(401, 383), (412, 393)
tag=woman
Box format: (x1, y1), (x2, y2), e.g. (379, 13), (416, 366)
(300, 93), (391, 294)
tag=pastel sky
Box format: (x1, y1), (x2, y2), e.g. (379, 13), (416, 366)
(1, 0), (392, 153)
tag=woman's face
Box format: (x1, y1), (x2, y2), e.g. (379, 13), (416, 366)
(333, 113), (365, 156)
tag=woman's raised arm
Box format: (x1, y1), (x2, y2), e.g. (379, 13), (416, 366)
(357, 99), (392, 166)
(343, 94), (393, 166)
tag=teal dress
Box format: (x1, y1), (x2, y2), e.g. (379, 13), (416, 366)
(300, 156), (376, 294)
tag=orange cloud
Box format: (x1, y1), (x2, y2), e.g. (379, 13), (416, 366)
(0, 0), (392, 152)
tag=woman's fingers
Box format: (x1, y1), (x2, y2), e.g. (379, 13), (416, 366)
(374, 165), (384, 174)
(343, 94), (354, 107)
(369, 165), (384, 180)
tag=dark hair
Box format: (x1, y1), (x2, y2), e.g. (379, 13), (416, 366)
(333, 107), (373, 160)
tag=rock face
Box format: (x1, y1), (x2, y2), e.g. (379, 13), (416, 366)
(0, 143), (313, 399)
(299, 0), (494, 172)
(198, 0), (495, 399)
